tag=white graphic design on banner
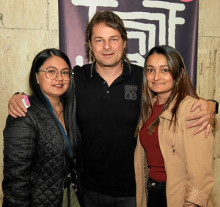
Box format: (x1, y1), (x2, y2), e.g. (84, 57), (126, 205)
(70, 0), (185, 66)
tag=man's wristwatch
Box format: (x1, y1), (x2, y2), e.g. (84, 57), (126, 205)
(208, 99), (219, 115)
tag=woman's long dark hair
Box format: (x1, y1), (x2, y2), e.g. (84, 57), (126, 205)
(29, 48), (81, 162)
(136, 45), (199, 135)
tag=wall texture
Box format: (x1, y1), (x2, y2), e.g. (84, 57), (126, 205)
(197, 0), (220, 206)
(0, 0), (219, 206)
(0, 0), (59, 205)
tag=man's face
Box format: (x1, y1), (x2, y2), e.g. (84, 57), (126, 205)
(89, 22), (126, 69)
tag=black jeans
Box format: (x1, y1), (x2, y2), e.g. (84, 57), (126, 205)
(147, 177), (167, 207)
(83, 189), (136, 207)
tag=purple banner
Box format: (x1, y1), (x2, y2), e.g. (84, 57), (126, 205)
(59, 0), (198, 87)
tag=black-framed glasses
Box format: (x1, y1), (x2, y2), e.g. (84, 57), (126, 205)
(39, 67), (73, 80)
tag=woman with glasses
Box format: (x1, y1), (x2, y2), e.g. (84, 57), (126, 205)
(3, 48), (82, 207)
(134, 45), (214, 207)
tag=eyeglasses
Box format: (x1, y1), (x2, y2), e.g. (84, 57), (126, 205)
(39, 67), (73, 80)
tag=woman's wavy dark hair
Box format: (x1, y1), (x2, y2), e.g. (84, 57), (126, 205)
(86, 10), (129, 63)
(136, 45), (199, 135)
(29, 48), (81, 161)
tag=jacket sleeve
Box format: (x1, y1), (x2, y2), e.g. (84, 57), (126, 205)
(2, 113), (37, 207)
(181, 99), (214, 207)
(134, 136), (148, 207)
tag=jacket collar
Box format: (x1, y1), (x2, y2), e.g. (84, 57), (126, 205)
(152, 97), (174, 121)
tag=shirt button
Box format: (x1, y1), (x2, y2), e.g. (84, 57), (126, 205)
(107, 91), (109, 93)
(103, 81), (106, 84)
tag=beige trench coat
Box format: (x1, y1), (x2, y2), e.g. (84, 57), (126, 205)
(134, 96), (214, 207)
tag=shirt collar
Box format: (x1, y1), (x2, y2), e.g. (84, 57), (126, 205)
(90, 61), (131, 78)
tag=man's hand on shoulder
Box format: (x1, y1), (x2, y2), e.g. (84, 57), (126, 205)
(185, 98), (215, 138)
(8, 92), (28, 118)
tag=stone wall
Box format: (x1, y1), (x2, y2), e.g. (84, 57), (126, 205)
(197, 0), (220, 206)
(0, 0), (59, 205)
(0, 0), (219, 206)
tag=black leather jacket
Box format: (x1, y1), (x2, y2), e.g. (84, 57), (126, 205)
(3, 95), (70, 207)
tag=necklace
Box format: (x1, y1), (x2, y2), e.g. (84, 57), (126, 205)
(52, 108), (63, 118)
(52, 101), (63, 118)
(52, 106), (66, 134)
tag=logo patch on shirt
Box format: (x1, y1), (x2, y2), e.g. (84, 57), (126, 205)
(124, 85), (137, 100)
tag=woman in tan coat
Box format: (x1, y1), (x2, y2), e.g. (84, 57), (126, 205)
(134, 45), (214, 207)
